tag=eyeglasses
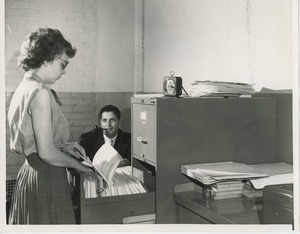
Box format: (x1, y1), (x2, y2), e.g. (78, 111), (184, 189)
(56, 56), (69, 70)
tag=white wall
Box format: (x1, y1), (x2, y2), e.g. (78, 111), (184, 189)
(5, 0), (296, 93)
(95, 0), (136, 92)
(143, 0), (294, 92)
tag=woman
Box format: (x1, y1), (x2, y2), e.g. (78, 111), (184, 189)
(7, 28), (92, 224)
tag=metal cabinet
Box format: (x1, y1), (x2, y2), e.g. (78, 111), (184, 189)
(73, 95), (279, 224)
(132, 102), (157, 166)
(131, 96), (277, 223)
(263, 184), (293, 224)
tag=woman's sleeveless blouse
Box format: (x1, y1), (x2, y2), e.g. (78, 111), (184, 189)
(8, 72), (69, 155)
(7, 72), (76, 224)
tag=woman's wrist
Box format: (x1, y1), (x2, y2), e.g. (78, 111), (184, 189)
(60, 142), (72, 153)
(73, 159), (82, 171)
(60, 142), (71, 152)
(60, 145), (65, 152)
(77, 161), (83, 170)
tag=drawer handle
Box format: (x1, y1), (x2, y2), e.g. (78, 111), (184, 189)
(137, 136), (148, 144)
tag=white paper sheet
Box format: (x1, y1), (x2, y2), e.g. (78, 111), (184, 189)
(92, 142), (122, 186)
(250, 173), (293, 190)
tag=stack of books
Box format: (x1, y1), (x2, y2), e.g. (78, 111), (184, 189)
(241, 181), (263, 200)
(188, 80), (255, 97)
(198, 181), (245, 200)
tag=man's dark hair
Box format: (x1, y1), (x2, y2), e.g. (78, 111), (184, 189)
(99, 105), (121, 120)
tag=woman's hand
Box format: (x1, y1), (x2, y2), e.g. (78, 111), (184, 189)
(77, 162), (94, 174)
(62, 142), (88, 160)
(62, 142), (94, 173)
(118, 158), (130, 167)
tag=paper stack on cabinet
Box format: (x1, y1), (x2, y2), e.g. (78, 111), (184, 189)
(248, 162), (293, 189)
(241, 181), (263, 200)
(242, 162), (293, 200)
(181, 161), (268, 185)
(188, 80), (255, 97)
(201, 181), (245, 200)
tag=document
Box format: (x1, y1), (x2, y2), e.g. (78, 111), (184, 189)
(248, 162), (293, 189)
(92, 143), (122, 186)
(80, 143), (122, 195)
(79, 144), (147, 198)
(250, 173), (293, 190)
(249, 162), (293, 175)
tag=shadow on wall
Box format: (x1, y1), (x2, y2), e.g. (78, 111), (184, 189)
(6, 51), (24, 92)
(121, 107), (131, 133)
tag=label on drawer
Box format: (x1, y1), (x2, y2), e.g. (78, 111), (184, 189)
(140, 111), (147, 121)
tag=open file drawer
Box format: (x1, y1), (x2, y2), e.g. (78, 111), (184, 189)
(71, 170), (155, 224)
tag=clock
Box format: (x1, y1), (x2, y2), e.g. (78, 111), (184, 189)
(163, 76), (182, 97)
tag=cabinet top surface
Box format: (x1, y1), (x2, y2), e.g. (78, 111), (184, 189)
(131, 96), (275, 105)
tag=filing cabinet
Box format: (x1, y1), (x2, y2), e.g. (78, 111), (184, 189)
(131, 96), (277, 223)
(132, 101), (157, 166)
(73, 96), (278, 224)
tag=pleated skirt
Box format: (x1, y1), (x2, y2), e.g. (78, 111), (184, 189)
(8, 153), (76, 224)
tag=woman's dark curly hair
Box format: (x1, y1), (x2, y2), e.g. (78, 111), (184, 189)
(18, 28), (77, 71)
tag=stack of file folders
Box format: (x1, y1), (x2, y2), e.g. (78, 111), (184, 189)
(79, 143), (148, 198)
(182, 161), (293, 201)
(181, 161), (268, 185)
(82, 167), (148, 198)
(188, 80), (255, 97)
(103, 170), (147, 197)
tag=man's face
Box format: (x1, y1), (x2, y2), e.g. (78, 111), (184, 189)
(100, 111), (120, 138)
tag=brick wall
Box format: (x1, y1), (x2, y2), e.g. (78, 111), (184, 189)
(58, 92), (97, 141)
(6, 91), (98, 180)
(5, 0), (98, 92)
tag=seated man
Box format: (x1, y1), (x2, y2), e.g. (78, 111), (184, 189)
(79, 105), (131, 167)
